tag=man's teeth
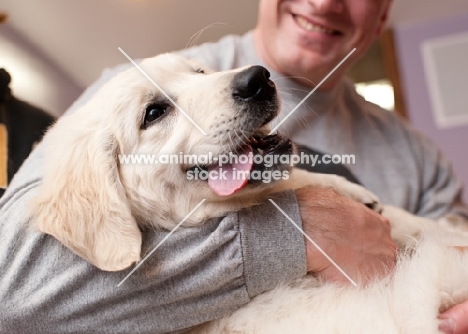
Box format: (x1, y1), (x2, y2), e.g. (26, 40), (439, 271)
(295, 15), (335, 35)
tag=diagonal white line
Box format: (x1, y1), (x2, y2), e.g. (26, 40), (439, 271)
(268, 199), (358, 287)
(118, 47), (207, 136)
(269, 48), (356, 135)
(117, 199), (206, 287)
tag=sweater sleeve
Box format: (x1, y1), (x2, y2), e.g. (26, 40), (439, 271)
(395, 115), (468, 222)
(414, 131), (468, 221)
(0, 64), (306, 334)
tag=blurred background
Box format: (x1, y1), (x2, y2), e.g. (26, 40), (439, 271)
(1, 0), (468, 199)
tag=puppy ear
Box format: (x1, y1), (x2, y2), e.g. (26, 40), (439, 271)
(30, 113), (142, 271)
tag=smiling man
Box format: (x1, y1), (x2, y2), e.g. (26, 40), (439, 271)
(254, 0), (391, 90)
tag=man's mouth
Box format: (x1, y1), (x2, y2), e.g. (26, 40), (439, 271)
(292, 14), (341, 36)
(186, 132), (293, 197)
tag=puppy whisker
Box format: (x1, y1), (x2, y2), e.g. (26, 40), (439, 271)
(227, 130), (236, 153)
(235, 129), (250, 147)
(277, 89), (294, 97)
(271, 76), (317, 87)
(185, 22), (230, 49)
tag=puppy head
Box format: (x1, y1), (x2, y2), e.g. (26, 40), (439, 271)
(118, 55), (293, 223)
(30, 54), (293, 271)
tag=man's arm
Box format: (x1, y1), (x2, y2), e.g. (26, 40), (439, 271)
(407, 122), (468, 222)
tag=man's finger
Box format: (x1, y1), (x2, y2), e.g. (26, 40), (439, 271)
(439, 300), (468, 334)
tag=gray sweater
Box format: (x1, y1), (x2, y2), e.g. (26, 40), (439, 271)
(0, 31), (466, 333)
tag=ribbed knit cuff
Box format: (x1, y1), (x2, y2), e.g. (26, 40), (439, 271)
(238, 190), (307, 298)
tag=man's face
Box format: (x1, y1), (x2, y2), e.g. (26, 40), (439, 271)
(254, 0), (391, 88)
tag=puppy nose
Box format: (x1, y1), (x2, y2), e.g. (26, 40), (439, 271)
(232, 66), (275, 101)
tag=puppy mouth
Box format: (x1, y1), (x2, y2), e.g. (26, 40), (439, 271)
(186, 132), (293, 196)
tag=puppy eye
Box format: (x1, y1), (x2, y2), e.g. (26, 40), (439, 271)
(143, 104), (169, 128)
(194, 67), (205, 74)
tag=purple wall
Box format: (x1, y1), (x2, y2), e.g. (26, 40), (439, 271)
(394, 13), (468, 202)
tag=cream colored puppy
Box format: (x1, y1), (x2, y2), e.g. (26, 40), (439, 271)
(30, 54), (468, 333)
(30, 54), (378, 271)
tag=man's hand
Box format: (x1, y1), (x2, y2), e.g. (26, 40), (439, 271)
(439, 247), (468, 334)
(296, 187), (396, 285)
(439, 301), (468, 334)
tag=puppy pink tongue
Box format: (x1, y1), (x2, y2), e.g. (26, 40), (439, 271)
(208, 146), (253, 196)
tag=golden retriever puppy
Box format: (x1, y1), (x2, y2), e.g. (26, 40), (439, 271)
(29, 54), (468, 333)
(29, 54), (378, 271)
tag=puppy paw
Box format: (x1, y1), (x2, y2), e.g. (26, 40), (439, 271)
(336, 182), (382, 213)
(365, 200), (383, 214)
